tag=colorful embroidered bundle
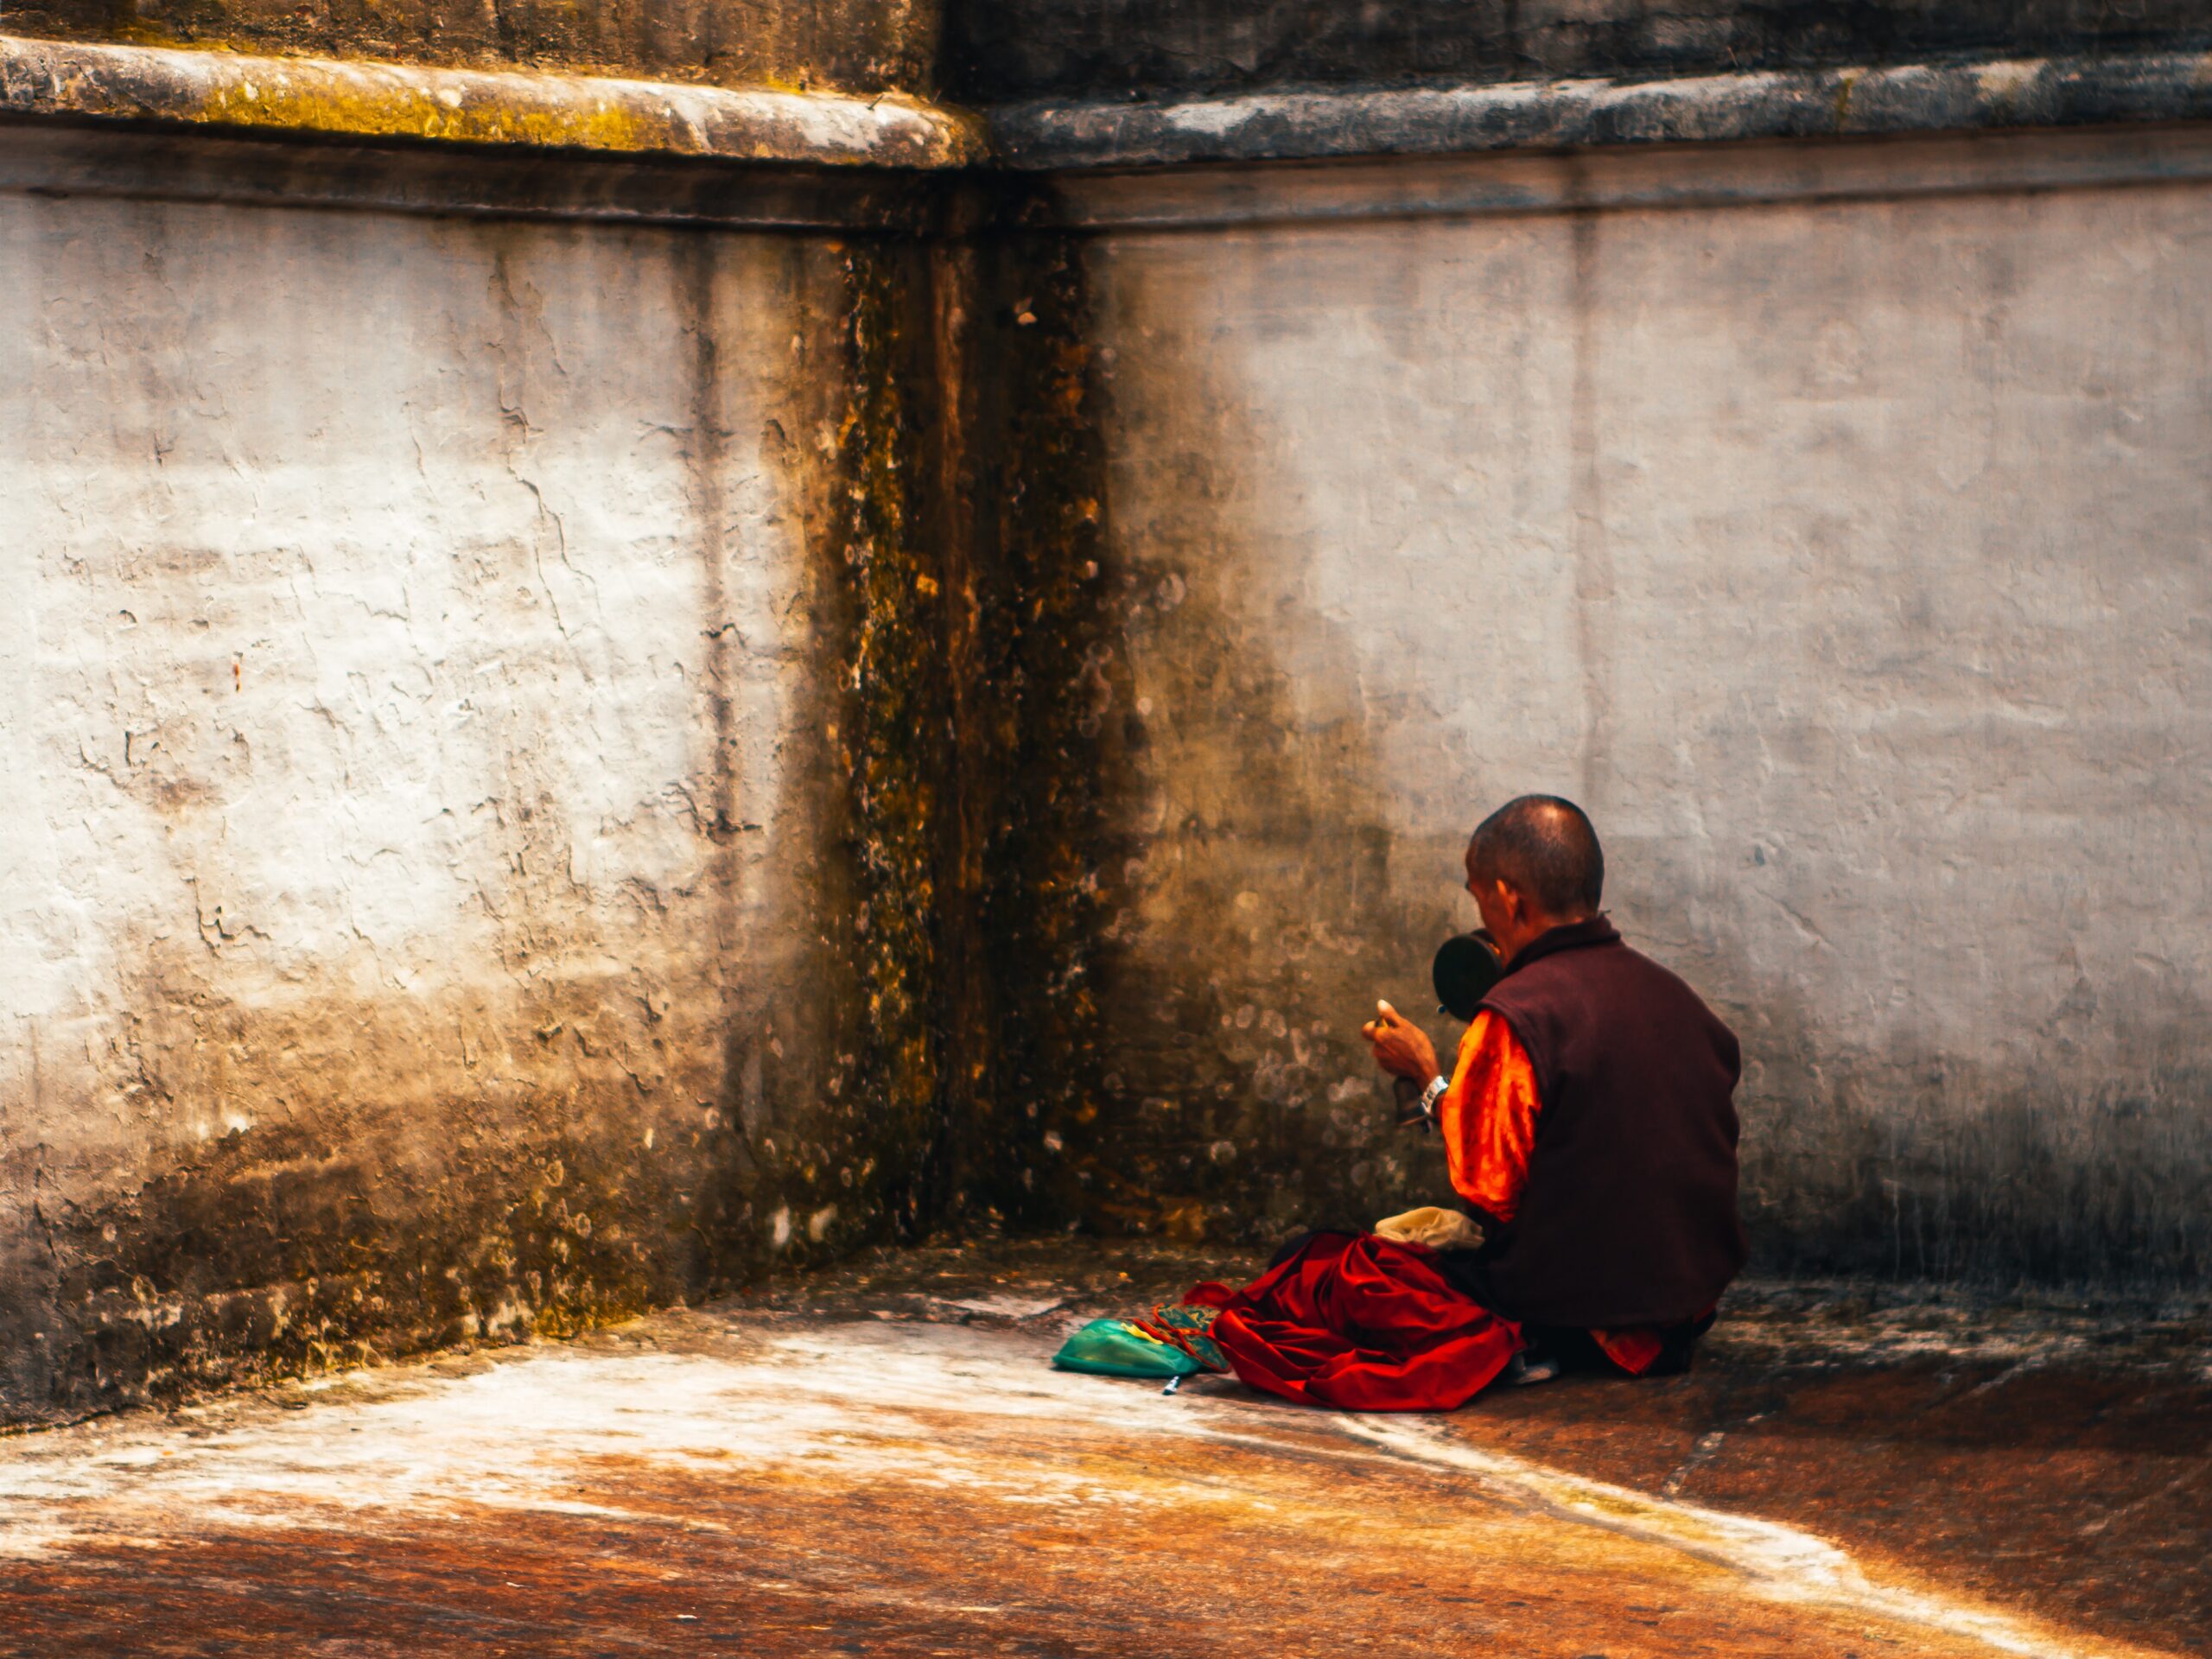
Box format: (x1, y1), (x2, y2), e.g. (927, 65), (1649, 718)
(1050, 1302), (1229, 1378)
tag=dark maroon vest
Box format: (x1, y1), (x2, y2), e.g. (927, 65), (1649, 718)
(1469, 917), (1746, 1328)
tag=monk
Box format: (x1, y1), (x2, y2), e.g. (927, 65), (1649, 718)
(1177, 795), (1745, 1409)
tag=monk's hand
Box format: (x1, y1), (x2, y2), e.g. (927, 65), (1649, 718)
(1361, 1000), (1439, 1084)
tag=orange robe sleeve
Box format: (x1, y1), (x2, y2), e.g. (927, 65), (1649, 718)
(1433, 1014), (1689, 1376)
(1433, 1011), (1541, 1224)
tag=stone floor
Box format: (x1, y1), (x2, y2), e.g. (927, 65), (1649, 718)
(0, 1241), (2202, 1657)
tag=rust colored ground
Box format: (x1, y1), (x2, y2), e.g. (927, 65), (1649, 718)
(0, 1241), (2200, 1658)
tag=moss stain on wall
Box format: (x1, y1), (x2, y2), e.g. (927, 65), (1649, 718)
(797, 212), (1135, 1240)
(950, 223), (1128, 1230)
(822, 240), (953, 1238)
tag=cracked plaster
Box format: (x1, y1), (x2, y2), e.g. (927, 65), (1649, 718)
(0, 191), (873, 1417)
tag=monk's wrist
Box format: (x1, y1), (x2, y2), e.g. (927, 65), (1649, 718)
(1417, 1074), (1449, 1120)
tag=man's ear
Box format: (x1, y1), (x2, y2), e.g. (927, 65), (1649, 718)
(1493, 878), (1527, 925)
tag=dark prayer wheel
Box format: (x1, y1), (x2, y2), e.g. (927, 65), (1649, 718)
(1431, 930), (1503, 1022)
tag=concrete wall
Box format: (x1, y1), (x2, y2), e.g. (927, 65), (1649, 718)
(1074, 132), (2212, 1283)
(4, 29), (2206, 1433)
(0, 173), (899, 1417)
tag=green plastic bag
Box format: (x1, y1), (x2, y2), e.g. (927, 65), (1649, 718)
(1052, 1318), (1202, 1378)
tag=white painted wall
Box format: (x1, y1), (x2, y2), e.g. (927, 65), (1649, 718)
(1084, 141), (2212, 1278)
(0, 186), (855, 1405)
(3, 121), (2200, 1390)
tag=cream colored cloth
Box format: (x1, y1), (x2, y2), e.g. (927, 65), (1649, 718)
(1371, 1205), (1485, 1252)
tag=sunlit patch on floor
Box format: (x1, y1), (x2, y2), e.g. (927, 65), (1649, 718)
(0, 1297), (2190, 1658)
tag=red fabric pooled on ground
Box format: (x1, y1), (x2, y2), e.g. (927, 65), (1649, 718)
(1185, 1231), (1521, 1412)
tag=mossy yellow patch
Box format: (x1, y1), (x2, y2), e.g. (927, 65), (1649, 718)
(192, 78), (671, 151)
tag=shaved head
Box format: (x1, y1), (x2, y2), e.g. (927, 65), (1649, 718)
(1469, 795), (1604, 918)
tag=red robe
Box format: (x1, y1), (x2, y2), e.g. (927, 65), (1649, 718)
(1180, 1014), (1683, 1409)
(1186, 1233), (1518, 1411)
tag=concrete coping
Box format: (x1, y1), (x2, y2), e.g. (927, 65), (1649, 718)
(0, 34), (986, 170)
(4, 33), (2211, 180)
(992, 50), (2212, 170)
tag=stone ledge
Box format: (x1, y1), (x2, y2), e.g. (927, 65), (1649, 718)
(10, 35), (2212, 181)
(0, 34), (985, 169)
(992, 50), (2212, 170)
(1035, 124), (2212, 232)
(0, 119), (950, 228)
